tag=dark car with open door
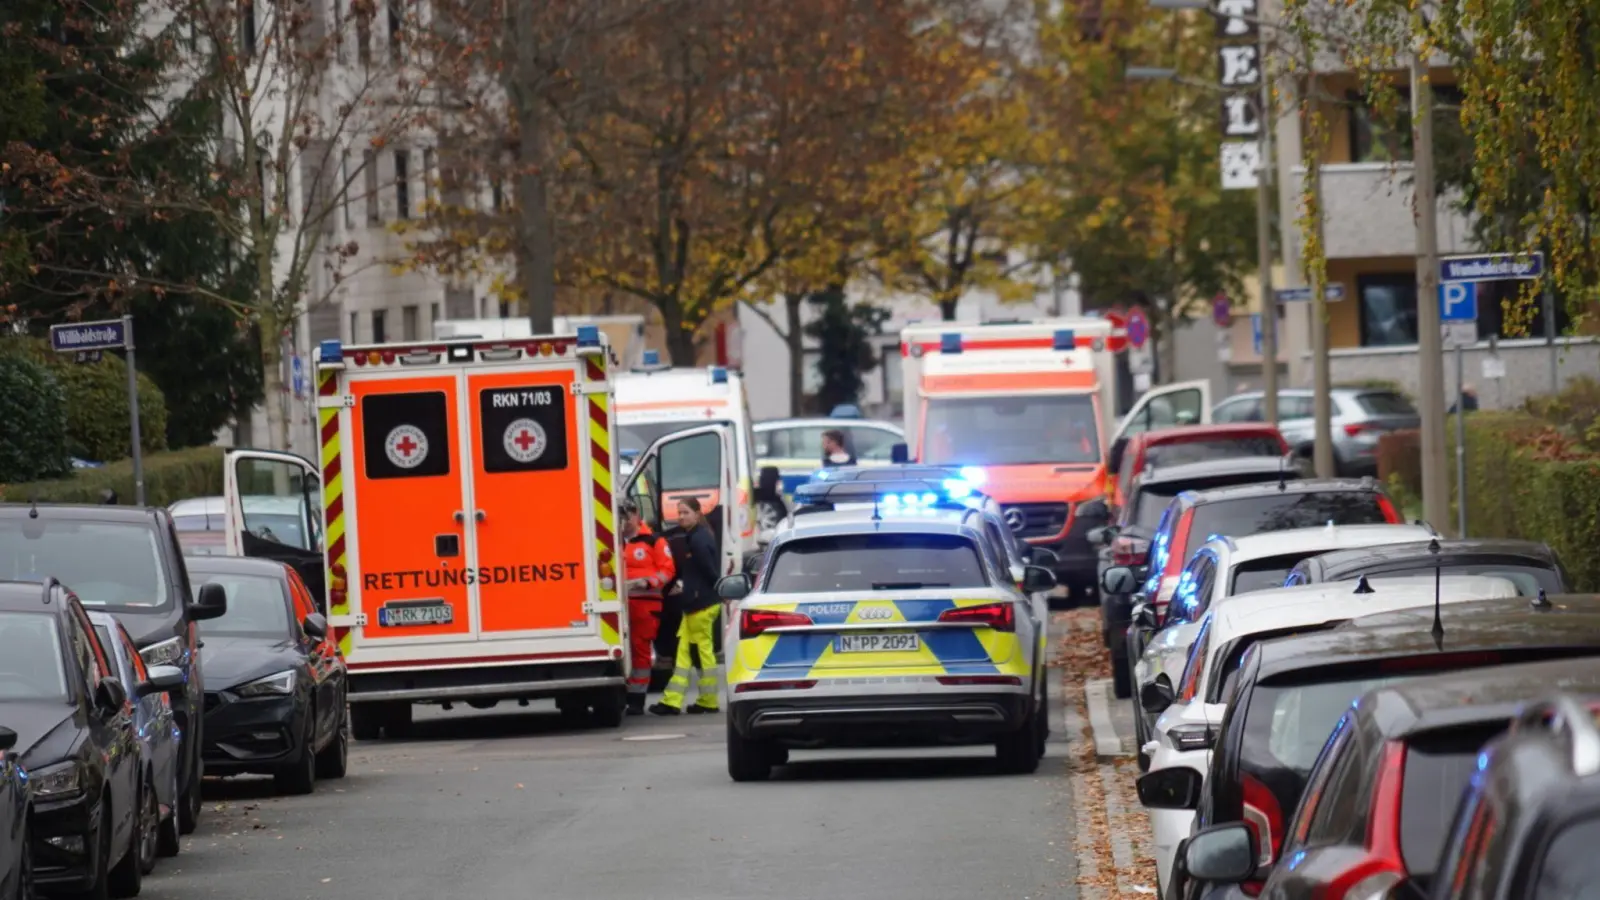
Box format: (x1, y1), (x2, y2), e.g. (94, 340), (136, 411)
(0, 503), (227, 839)
(187, 556), (349, 795)
(1, 577), (182, 899)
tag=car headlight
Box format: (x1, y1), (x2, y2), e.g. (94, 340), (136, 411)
(140, 637), (185, 668)
(234, 670), (296, 697)
(31, 761), (83, 799)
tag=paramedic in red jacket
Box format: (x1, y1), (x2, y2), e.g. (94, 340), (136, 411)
(621, 499), (676, 715)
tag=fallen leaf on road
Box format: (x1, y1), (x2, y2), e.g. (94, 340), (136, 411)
(321, 878), (332, 883)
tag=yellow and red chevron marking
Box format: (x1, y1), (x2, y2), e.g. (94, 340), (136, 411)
(318, 369), (352, 658)
(586, 355), (621, 647)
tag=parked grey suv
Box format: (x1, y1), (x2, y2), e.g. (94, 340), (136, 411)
(1210, 386), (1419, 476)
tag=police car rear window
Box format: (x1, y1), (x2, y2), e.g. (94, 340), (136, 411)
(765, 534), (987, 593)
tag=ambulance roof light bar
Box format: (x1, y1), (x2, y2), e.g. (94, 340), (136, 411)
(1053, 329), (1076, 350)
(710, 366), (729, 385)
(574, 325), (603, 357)
(317, 339), (345, 369)
(633, 349), (670, 373)
(940, 333), (962, 353)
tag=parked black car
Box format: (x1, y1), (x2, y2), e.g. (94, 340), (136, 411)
(1153, 595), (1600, 900)
(1424, 692), (1600, 899)
(0, 723), (28, 900)
(0, 504), (228, 836)
(187, 556), (349, 794)
(1283, 538), (1570, 596)
(1091, 457), (1306, 698)
(1, 577), (182, 898)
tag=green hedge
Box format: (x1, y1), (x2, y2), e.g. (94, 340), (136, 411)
(0, 337), (168, 462)
(2, 446), (225, 507)
(0, 353), (71, 483)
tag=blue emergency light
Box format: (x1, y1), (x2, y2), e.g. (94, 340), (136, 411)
(1052, 329), (1076, 351)
(882, 492), (940, 508)
(958, 466), (986, 486)
(940, 333), (963, 353)
(710, 366), (729, 385)
(317, 339), (343, 364)
(641, 350), (660, 366)
(575, 325), (601, 347)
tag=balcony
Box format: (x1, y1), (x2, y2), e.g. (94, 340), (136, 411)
(1290, 162), (1475, 260)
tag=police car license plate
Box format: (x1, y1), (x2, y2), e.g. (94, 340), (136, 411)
(835, 633), (919, 653)
(378, 601), (454, 627)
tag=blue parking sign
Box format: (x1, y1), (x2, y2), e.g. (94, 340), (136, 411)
(1439, 282), (1477, 321)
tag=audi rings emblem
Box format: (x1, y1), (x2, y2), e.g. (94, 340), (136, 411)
(858, 607), (894, 620)
(1003, 509), (1026, 533)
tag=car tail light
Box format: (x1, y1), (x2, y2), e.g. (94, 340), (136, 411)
(1164, 509), (1195, 578)
(1167, 723), (1218, 752)
(938, 602), (1015, 632)
(734, 679), (817, 693)
(740, 608), (813, 639)
(936, 675), (1022, 686)
(1344, 422), (1375, 437)
(1112, 536), (1149, 567)
(1325, 742), (1408, 899)
(1241, 772), (1284, 868)
(1375, 493), (1401, 523)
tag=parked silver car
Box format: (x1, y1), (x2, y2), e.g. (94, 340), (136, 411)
(1210, 387), (1419, 476)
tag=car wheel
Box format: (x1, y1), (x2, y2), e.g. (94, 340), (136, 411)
(1035, 672), (1050, 758)
(996, 705), (1042, 775)
(82, 808), (112, 900)
(556, 697), (589, 722)
(350, 705), (383, 741)
(726, 718), (772, 782)
(106, 790), (142, 898)
(136, 771), (159, 876)
(1111, 646), (1132, 700)
(176, 754), (202, 836)
(273, 718), (317, 796)
(589, 688), (626, 729)
(315, 711), (349, 780)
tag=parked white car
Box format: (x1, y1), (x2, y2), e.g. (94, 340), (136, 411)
(1136, 573), (1520, 893)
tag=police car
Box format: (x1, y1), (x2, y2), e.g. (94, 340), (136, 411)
(716, 478), (1057, 781)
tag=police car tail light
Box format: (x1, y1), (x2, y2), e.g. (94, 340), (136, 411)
(740, 608), (813, 638)
(937, 603), (1014, 632)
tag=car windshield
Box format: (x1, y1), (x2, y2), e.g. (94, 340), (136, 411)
(1355, 392), (1416, 416)
(1140, 472), (1299, 533)
(172, 512), (221, 532)
(1134, 488), (1180, 529)
(1240, 675), (1407, 839)
(1189, 492), (1389, 542)
(0, 611), (69, 701)
(618, 420), (707, 457)
(0, 520), (169, 610)
(1534, 815), (1600, 899)
(765, 533), (988, 592)
(1145, 437), (1283, 467)
(1231, 553), (1326, 595)
(922, 394), (1099, 466)
(1337, 562), (1560, 597)
(1400, 727), (1507, 881)
(194, 572), (293, 637)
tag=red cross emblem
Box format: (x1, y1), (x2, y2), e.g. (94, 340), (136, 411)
(384, 425), (429, 469)
(503, 418), (547, 463)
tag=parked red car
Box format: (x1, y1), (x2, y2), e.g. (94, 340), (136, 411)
(1109, 424), (1291, 513)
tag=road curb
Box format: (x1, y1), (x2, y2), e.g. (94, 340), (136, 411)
(1085, 677), (1134, 761)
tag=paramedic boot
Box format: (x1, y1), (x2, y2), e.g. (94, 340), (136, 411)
(627, 694), (646, 716)
(648, 701), (680, 716)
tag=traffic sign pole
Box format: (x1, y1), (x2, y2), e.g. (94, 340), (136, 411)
(124, 315), (144, 507)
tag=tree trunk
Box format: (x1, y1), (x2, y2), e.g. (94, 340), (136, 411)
(938, 294), (959, 321)
(512, 2), (557, 332)
(784, 292), (804, 416)
(258, 318), (291, 452)
(660, 301), (697, 365)
(1155, 302), (1180, 386)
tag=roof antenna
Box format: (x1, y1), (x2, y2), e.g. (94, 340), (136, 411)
(1353, 574), (1375, 594)
(872, 493), (882, 523)
(1277, 457), (1287, 490)
(1532, 588), (1553, 610)
(27, 500), (39, 519)
(1429, 537), (1445, 650)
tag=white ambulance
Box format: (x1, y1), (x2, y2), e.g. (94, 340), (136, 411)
(218, 327), (638, 738)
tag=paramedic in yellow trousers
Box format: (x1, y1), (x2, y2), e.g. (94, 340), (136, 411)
(650, 497), (722, 715)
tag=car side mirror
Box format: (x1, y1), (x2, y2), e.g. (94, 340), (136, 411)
(1132, 600), (1158, 630)
(1022, 565), (1057, 594)
(1087, 525), (1119, 547)
(188, 582), (228, 621)
(1137, 766), (1204, 810)
(1028, 546), (1060, 568)
(0, 726), (16, 752)
(137, 665), (186, 698)
(889, 442), (909, 464)
(1140, 678), (1175, 714)
(1077, 498), (1110, 521)
(95, 677), (128, 714)
(1108, 437), (1129, 474)
(1101, 566), (1138, 595)
(1183, 823), (1258, 884)
(717, 574), (752, 601)
(302, 612), (329, 640)
(742, 550), (764, 576)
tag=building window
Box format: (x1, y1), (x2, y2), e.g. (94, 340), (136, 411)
(479, 296), (489, 318)
(1358, 273), (1418, 347)
(387, 0), (403, 61)
(363, 150), (379, 224)
(356, 0), (372, 67)
(341, 150), (353, 229)
(490, 178), (504, 211)
(393, 150), (410, 219)
(422, 148), (435, 209)
(372, 309), (388, 344)
(429, 302), (440, 333)
(402, 305), (419, 341)
(349, 311), (359, 342)
(1474, 281), (1575, 341)
(240, 0), (256, 55)
(333, 0), (345, 63)
(498, 300), (510, 319)
(1347, 86), (1465, 164)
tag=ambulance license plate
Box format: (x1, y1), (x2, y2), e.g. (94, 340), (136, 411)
(835, 633), (919, 653)
(378, 601), (454, 627)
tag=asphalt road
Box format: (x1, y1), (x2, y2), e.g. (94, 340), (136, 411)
(137, 677), (1080, 900)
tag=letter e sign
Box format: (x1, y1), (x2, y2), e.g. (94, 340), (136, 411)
(1218, 45), (1261, 88)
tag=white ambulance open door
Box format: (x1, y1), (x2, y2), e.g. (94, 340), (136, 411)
(621, 422), (737, 576)
(222, 448), (327, 608)
(1107, 380), (1213, 474)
